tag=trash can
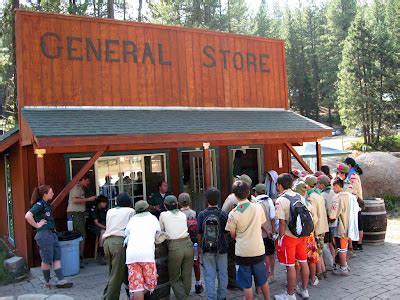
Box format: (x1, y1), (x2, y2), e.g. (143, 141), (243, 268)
(57, 231), (82, 277)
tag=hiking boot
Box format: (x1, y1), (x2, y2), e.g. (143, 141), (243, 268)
(332, 266), (350, 276)
(296, 285), (310, 299)
(310, 277), (319, 286)
(195, 284), (203, 294)
(274, 292), (296, 300)
(56, 279), (73, 288)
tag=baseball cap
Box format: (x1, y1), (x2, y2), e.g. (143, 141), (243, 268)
(254, 183), (267, 195)
(293, 181), (307, 195)
(164, 195), (178, 205)
(235, 174), (252, 187)
(134, 200), (149, 212)
(317, 175), (331, 187)
(304, 175), (318, 187)
(178, 193), (191, 206)
(336, 163), (350, 174)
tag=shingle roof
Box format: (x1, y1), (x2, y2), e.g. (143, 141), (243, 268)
(21, 107), (331, 138)
(0, 126), (19, 142)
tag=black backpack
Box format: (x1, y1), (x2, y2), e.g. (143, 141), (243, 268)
(203, 210), (221, 253)
(284, 194), (314, 237)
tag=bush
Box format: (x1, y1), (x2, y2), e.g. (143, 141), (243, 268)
(385, 194), (400, 212)
(0, 242), (13, 286)
(349, 135), (400, 152)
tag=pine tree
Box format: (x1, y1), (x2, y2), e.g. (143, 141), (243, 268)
(254, 0), (271, 37)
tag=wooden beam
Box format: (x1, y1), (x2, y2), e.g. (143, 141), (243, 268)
(35, 150), (45, 186)
(316, 142), (322, 171)
(51, 149), (105, 209)
(203, 143), (211, 190)
(285, 143), (313, 174)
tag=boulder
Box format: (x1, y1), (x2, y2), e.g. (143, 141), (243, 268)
(355, 152), (400, 198)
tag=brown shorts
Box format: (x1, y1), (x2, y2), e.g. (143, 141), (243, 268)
(67, 212), (86, 238)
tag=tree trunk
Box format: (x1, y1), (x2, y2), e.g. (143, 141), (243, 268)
(328, 105), (332, 127)
(138, 0), (142, 22)
(107, 0), (114, 19)
(11, 0), (19, 123)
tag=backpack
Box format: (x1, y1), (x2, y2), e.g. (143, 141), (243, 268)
(187, 218), (198, 243)
(203, 211), (221, 253)
(285, 194), (314, 237)
(258, 196), (273, 235)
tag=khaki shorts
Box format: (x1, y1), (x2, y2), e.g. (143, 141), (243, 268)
(67, 212), (87, 238)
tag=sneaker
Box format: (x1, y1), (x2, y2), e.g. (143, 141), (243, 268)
(310, 277), (319, 286)
(195, 284), (203, 294)
(296, 285), (310, 299)
(56, 279), (73, 288)
(332, 266), (350, 276)
(274, 292), (296, 300)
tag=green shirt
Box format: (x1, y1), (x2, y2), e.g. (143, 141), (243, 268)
(29, 199), (56, 231)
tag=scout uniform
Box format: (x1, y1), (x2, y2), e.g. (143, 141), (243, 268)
(30, 199), (60, 263)
(67, 183), (87, 238)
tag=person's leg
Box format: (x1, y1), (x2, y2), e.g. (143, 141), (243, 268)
(296, 237), (309, 290)
(182, 239), (194, 296)
(309, 262), (316, 282)
(132, 291), (144, 300)
(193, 253), (203, 292)
(41, 262), (51, 284)
(357, 212), (364, 249)
(216, 253), (228, 300)
(253, 260), (269, 300)
(227, 235), (236, 288)
(102, 237), (126, 300)
(286, 266), (297, 294)
(237, 264), (254, 299)
(168, 241), (187, 299)
(269, 255), (275, 279)
(299, 261), (310, 289)
(244, 288), (254, 300)
(203, 253), (217, 300)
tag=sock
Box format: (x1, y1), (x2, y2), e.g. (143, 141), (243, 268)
(196, 280), (202, 285)
(43, 269), (51, 283)
(54, 268), (64, 281)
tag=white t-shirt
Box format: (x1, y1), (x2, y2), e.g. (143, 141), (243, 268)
(102, 207), (135, 240)
(159, 210), (189, 240)
(125, 212), (161, 264)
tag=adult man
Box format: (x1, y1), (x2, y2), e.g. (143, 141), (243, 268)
(225, 180), (270, 300)
(100, 175), (117, 204)
(329, 178), (352, 276)
(254, 183), (276, 283)
(67, 174), (97, 268)
(274, 173), (310, 300)
(198, 188), (229, 300)
(304, 175), (329, 283)
(222, 174), (255, 289)
(148, 180), (171, 219)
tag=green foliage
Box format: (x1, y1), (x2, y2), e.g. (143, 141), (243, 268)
(0, 242), (12, 286)
(349, 135), (400, 151)
(384, 194), (400, 212)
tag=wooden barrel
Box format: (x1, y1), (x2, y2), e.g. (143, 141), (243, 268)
(361, 198), (387, 244)
(144, 241), (170, 300)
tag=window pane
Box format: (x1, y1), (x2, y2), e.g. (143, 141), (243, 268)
(5, 154), (14, 242)
(144, 155), (165, 198)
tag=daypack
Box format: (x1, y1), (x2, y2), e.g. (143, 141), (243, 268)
(285, 194), (314, 237)
(187, 217), (198, 243)
(203, 211), (221, 253)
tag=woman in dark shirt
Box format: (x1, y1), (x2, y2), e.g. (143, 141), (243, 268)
(25, 185), (73, 288)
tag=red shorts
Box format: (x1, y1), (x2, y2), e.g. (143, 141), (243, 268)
(127, 262), (158, 293)
(275, 235), (307, 267)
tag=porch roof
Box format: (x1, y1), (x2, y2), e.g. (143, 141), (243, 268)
(21, 107), (331, 151)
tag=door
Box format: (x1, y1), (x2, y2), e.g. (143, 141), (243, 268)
(181, 150), (217, 211)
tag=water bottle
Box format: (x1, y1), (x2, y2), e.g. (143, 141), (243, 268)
(67, 215), (73, 231)
(193, 243), (199, 261)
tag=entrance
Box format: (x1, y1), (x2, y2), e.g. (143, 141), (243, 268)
(180, 149), (217, 211)
(230, 146), (263, 188)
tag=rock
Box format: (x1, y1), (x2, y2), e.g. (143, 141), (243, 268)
(355, 152), (400, 199)
(4, 256), (27, 275)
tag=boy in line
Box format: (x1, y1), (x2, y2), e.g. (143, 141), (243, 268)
(198, 188), (229, 300)
(225, 180), (270, 300)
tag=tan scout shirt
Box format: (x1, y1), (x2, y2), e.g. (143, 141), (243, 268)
(275, 189), (300, 238)
(322, 187), (337, 227)
(307, 191), (329, 235)
(225, 200), (266, 257)
(67, 183), (86, 212)
(328, 192), (351, 238)
(349, 174), (363, 201)
(222, 193), (256, 213)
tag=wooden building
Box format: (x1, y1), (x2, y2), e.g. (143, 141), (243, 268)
(0, 10), (330, 266)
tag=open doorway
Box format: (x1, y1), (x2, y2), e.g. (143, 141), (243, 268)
(180, 149), (217, 211)
(230, 147), (263, 188)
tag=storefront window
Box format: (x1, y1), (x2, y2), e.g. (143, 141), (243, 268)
(70, 153), (167, 207)
(4, 154), (15, 243)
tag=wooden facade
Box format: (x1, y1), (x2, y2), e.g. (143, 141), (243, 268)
(0, 10), (329, 266)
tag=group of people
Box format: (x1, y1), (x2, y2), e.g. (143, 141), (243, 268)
(25, 156), (365, 300)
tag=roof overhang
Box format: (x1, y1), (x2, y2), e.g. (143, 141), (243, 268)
(22, 107), (332, 152)
(0, 127), (19, 152)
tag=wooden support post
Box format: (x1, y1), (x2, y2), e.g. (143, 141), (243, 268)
(203, 142), (212, 190)
(34, 149), (46, 186)
(285, 143), (313, 174)
(51, 149), (105, 209)
(316, 141), (322, 171)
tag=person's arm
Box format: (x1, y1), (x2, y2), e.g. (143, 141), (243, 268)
(268, 199), (276, 220)
(73, 195), (96, 204)
(94, 219), (106, 230)
(278, 219), (286, 239)
(25, 211), (47, 229)
(159, 214), (165, 231)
